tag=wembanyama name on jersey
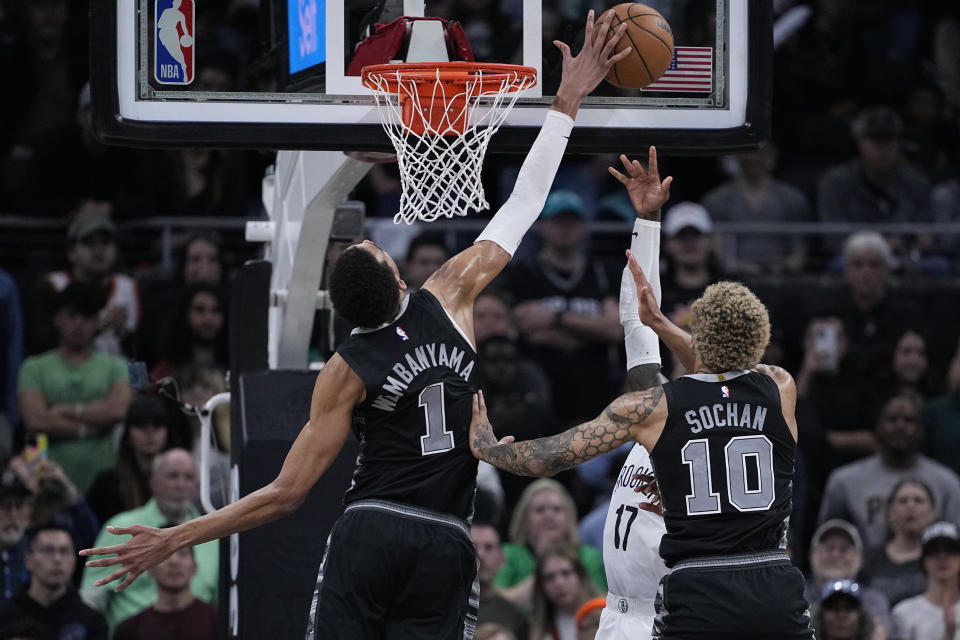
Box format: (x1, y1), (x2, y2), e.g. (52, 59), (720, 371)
(371, 342), (476, 412)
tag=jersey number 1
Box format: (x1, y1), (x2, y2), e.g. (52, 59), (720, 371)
(681, 435), (775, 515)
(419, 382), (455, 455)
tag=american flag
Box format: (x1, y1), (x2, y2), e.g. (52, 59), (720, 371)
(643, 46), (713, 93)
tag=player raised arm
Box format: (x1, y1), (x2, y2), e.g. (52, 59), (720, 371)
(80, 355), (364, 591)
(425, 10), (631, 325)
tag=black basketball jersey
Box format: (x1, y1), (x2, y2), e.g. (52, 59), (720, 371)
(335, 289), (480, 520)
(649, 371), (795, 567)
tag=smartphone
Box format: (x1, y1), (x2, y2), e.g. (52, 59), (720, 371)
(812, 322), (839, 370)
(25, 433), (48, 466)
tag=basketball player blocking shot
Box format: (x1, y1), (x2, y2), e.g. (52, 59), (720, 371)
(470, 189), (815, 638)
(80, 11), (632, 640)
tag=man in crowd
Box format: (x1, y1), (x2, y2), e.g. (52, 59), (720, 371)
(472, 523), (528, 640)
(892, 521), (960, 640)
(113, 545), (217, 640)
(81, 449), (218, 632)
(0, 473), (31, 609)
(403, 232), (451, 291)
(818, 393), (960, 549)
(0, 523), (106, 639)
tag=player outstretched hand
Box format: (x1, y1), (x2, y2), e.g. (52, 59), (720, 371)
(626, 250), (666, 329)
(80, 524), (174, 592)
(469, 390), (515, 462)
(555, 10), (632, 101)
(609, 147), (673, 218)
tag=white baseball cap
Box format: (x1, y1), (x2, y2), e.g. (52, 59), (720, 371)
(663, 202), (713, 237)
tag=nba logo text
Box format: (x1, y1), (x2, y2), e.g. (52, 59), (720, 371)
(155, 0), (195, 85)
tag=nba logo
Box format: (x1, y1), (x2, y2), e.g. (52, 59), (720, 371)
(396, 327), (409, 341)
(155, 0), (195, 85)
(721, 385), (730, 398)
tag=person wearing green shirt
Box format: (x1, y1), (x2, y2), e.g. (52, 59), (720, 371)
(18, 282), (132, 494)
(80, 449), (218, 632)
(494, 479), (605, 608)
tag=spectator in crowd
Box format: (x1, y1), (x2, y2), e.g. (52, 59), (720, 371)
(0, 269), (23, 462)
(825, 231), (919, 384)
(0, 523), (106, 640)
(813, 580), (877, 640)
(575, 597), (605, 640)
(796, 316), (878, 468)
(471, 523), (529, 640)
(880, 327), (939, 401)
(5, 453), (99, 558)
(658, 202), (723, 377)
(28, 203), (140, 357)
(86, 395), (171, 525)
(506, 189), (622, 424)
(17, 282), (133, 494)
(495, 479), (605, 607)
(861, 479), (935, 607)
(818, 105), (932, 229)
(892, 521), (960, 640)
(174, 366), (230, 510)
(804, 519), (892, 637)
(933, 7), (960, 115)
(818, 393), (960, 550)
(473, 289), (517, 343)
(0, 472), (31, 609)
(529, 545), (600, 640)
(81, 449), (218, 632)
(112, 545), (217, 640)
(402, 232), (450, 291)
(924, 338), (960, 477)
(900, 80), (959, 180)
(150, 284), (228, 381)
(701, 143), (813, 274)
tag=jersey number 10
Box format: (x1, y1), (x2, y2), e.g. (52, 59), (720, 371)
(681, 435), (775, 515)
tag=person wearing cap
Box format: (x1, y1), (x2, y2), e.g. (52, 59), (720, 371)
(658, 201), (723, 377)
(805, 519), (892, 637)
(0, 471), (32, 609)
(892, 521), (960, 640)
(27, 200), (140, 357)
(814, 579), (876, 640)
(18, 281), (133, 494)
(818, 393), (960, 550)
(505, 188), (624, 424)
(86, 394), (173, 525)
(817, 105), (933, 255)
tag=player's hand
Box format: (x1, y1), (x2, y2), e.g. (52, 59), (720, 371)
(554, 10), (631, 101)
(80, 525), (174, 592)
(609, 147), (673, 218)
(469, 391), (515, 462)
(632, 471), (663, 515)
(626, 250), (665, 329)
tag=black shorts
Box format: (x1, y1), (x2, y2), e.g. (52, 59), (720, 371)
(305, 499), (478, 640)
(653, 551), (814, 640)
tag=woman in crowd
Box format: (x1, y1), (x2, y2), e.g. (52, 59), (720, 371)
(880, 328), (939, 400)
(85, 394), (171, 524)
(529, 545), (600, 640)
(495, 479), (605, 608)
(861, 478), (936, 607)
(150, 283), (228, 381)
(813, 580), (876, 640)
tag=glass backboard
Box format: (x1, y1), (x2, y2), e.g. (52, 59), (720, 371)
(91, 0), (771, 153)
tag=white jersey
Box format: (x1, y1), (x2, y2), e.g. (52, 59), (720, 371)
(598, 443), (667, 639)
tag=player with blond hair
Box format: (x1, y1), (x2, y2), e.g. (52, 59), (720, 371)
(471, 245), (814, 638)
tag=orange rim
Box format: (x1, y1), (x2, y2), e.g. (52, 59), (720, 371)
(361, 62), (537, 94)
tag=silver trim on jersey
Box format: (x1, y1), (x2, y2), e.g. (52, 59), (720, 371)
(670, 549), (790, 573)
(344, 498), (471, 539)
(680, 370), (752, 383)
(350, 294), (411, 335)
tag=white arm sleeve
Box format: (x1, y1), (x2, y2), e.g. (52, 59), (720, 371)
(474, 109), (575, 256)
(620, 218), (662, 368)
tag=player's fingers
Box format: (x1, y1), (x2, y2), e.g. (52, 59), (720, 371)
(626, 251), (649, 288)
(497, 436), (516, 445)
(600, 21), (626, 58)
(607, 43), (632, 67)
(115, 570), (142, 593)
(94, 566), (129, 588)
(552, 40), (572, 64)
(648, 146), (659, 177)
(478, 389), (488, 417)
(106, 525), (137, 536)
(84, 555), (122, 568)
(584, 8), (595, 42)
(662, 176), (673, 192)
(621, 154), (646, 178)
(80, 544), (124, 557)
(608, 166), (629, 185)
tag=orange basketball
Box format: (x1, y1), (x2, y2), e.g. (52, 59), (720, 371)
(604, 3), (674, 89)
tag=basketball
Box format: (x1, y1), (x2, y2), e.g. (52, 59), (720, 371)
(604, 3), (674, 89)
(180, 34), (193, 48)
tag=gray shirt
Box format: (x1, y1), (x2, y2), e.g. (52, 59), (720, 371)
(892, 595), (960, 640)
(818, 454), (960, 549)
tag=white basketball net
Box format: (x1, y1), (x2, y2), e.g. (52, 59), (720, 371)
(364, 66), (535, 225)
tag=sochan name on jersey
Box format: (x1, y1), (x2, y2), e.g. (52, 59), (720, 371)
(684, 402), (768, 434)
(372, 342), (475, 411)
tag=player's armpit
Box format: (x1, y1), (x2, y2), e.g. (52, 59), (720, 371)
(470, 387), (665, 477)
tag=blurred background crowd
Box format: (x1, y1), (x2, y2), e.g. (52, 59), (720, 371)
(1, 0), (960, 639)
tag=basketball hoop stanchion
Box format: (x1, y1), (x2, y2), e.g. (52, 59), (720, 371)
(362, 62), (536, 225)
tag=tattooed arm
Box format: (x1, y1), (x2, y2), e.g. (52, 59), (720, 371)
(469, 387), (667, 477)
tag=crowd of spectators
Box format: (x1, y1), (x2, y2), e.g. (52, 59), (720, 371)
(1, 0), (960, 639)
